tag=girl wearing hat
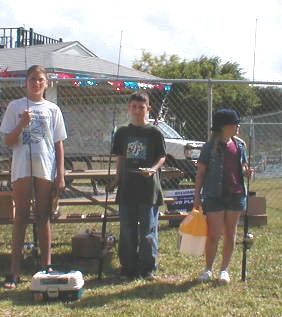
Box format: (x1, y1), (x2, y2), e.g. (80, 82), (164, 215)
(193, 109), (253, 284)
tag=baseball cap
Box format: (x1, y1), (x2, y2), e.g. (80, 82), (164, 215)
(211, 109), (240, 132)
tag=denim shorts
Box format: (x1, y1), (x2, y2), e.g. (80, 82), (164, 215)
(202, 194), (246, 213)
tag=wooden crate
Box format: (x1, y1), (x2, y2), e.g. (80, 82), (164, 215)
(240, 196), (267, 226)
(248, 196), (266, 215)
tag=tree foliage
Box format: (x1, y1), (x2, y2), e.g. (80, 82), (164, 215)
(133, 51), (245, 80)
(133, 51), (261, 140)
(253, 86), (282, 115)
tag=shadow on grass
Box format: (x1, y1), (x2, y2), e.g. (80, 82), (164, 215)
(0, 271), (224, 309)
(67, 277), (202, 309)
(0, 252), (118, 306)
(0, 253), (10, 272)
(0, 288), (37, 306)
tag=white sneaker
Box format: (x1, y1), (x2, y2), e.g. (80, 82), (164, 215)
(198, 270), (212, 282)
(219, 270), (230, 284)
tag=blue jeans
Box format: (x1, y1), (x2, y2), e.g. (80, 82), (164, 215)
(118, 204), (159, 276)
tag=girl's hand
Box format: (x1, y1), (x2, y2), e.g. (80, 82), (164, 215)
(244, 166), (255, 179)
(193, 196), (202, 210)
(20, 110), (32, 129)
(55, 176), (65, 194)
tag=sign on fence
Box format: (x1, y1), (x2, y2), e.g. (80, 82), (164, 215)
(164, 188), (195, 213)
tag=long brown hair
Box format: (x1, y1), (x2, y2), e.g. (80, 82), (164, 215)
(210, 129), (223, 156)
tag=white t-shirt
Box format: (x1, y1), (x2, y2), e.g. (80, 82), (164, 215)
(0, 97), (67, 182)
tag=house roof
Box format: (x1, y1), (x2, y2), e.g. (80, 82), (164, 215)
(0, 41), (157, 79)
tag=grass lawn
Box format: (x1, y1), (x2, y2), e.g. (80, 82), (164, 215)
(0, 178), (281, 317)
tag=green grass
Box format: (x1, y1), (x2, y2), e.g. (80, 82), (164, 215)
(0, 178), (281, 317)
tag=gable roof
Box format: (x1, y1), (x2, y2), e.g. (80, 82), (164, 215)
(0, 41), (157, 79)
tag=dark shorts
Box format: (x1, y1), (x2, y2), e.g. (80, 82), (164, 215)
(203, 194), (246, 213)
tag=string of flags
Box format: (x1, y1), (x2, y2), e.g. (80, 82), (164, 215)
(50, 73), (172, 92)
(107, 80), (172, 92)
(0, 70), (172, 92)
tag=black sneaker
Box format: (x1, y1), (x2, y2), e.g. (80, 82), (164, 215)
(141, 271), (157, 281)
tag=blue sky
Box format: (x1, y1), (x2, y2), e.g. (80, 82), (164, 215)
(1, 0), (281, 80)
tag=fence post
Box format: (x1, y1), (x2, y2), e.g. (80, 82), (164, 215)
(207, 80), (213, 140)
(16, 27), (23, 48)
(29, 28), (34, 46)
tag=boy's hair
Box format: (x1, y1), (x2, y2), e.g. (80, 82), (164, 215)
(128, 92), (149, 106)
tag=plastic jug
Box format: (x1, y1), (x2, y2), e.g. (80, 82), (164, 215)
(178, 207), (208, 256)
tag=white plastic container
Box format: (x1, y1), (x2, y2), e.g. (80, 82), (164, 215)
(178, 233), (207, 256)
(178, 208), (208, 256)
(31, 270), (84, 301)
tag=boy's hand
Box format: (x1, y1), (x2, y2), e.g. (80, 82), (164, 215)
(138, 168), (157, 177)
(20, 110), (32, 129)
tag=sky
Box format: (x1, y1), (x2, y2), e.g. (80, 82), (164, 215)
(0, 0), (282, 81)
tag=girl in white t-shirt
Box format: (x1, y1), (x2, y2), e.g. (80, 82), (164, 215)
(0, 65), (67, 288)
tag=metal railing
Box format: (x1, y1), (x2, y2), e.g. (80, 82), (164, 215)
(0, 27), (63, 49)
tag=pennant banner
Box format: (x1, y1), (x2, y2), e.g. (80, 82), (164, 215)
(1, 70), (172, 92)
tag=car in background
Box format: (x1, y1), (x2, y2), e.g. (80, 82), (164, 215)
(150, 119), (204, 182)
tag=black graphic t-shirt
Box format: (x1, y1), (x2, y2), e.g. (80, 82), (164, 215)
(112, 123), (166, 205)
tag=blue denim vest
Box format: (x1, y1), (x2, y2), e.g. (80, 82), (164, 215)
(199, 137), (247, 198)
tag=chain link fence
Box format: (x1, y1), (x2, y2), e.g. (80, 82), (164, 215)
(0, 77), (281, 210)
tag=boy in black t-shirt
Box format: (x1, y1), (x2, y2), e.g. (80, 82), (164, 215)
(109, 92), (166, 279)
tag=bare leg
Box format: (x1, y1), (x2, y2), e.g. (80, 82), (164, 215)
(34, 177), (53, 267)
(205, 211), (225, 270)
(9, 177), (32, 281)
(221, 211), (242, 271)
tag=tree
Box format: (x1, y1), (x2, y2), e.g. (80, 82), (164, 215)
(253, 86), (282, 115)
(133, 51), (260, 140)
(133, 52), (245, 80)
